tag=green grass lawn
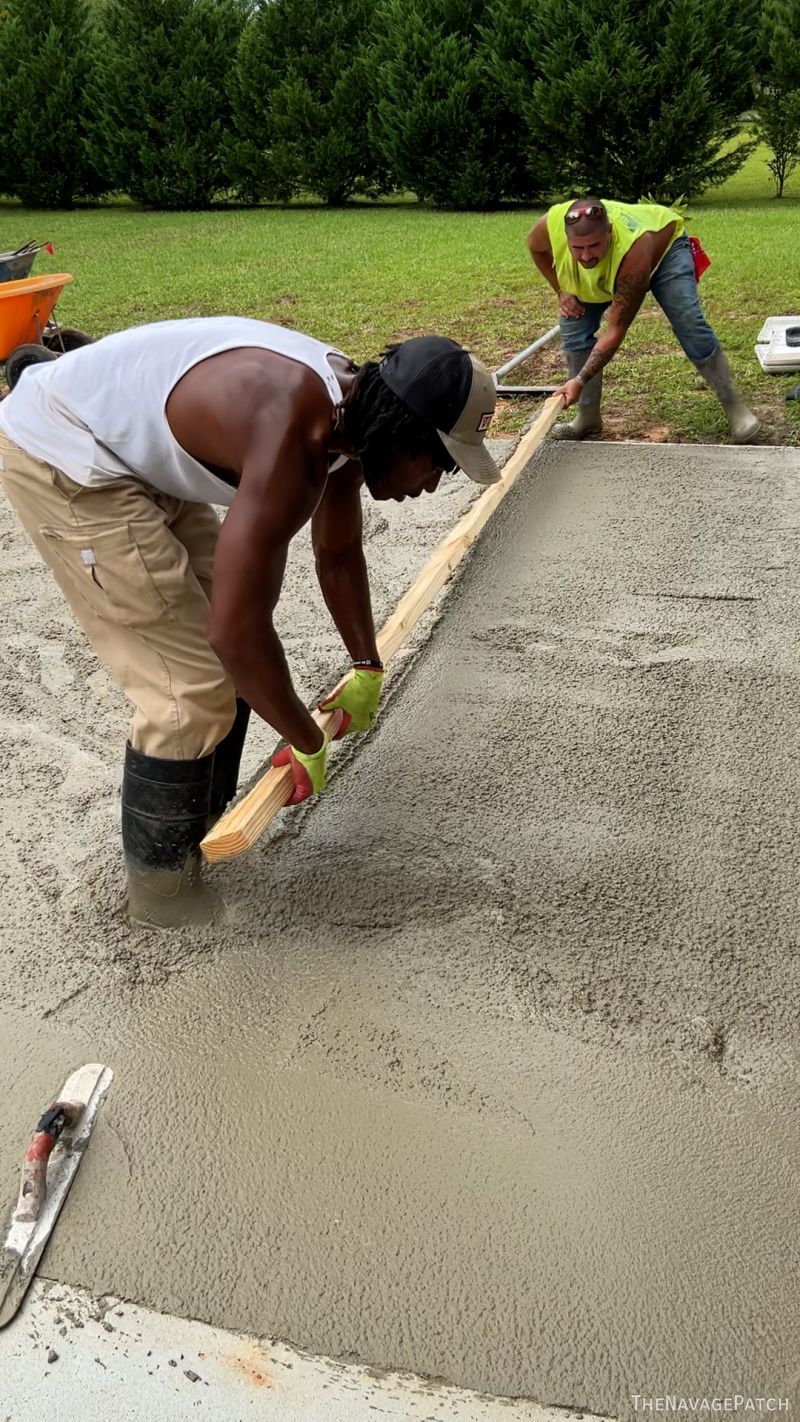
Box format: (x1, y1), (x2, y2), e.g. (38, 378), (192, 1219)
(1, 144), (798, 444)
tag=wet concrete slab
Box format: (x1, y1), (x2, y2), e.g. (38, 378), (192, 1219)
(1, 442), (799, 1414)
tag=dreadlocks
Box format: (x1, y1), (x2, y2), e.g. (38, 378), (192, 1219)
(340, 346), (455, 492)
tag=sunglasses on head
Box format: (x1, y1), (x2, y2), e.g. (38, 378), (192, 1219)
(565, 204), (605, 225)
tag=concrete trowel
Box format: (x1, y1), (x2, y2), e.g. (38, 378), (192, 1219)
(0, 1062), (113, 1327)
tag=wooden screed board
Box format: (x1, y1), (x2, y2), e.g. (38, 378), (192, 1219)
(201, 394), (564, 862)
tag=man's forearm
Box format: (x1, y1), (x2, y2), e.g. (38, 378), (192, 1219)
(576, 269), (648, 386)
(575, 330), (626, 386)
(316, 543), (380, 665)
(214, 625), (323, 754)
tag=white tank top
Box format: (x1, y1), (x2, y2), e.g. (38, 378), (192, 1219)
(0, 317), (349, 506)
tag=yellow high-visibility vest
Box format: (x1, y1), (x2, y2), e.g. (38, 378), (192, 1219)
(547, 199), (684, 303)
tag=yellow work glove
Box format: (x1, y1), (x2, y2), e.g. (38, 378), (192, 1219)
(320, 665), (384, 737)
(271, 735), (329, 805)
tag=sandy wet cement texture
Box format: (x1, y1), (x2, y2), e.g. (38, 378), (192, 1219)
(1, 443), (799, 1415)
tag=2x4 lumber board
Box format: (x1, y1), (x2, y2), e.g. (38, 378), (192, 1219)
(201, 394), (564, 861)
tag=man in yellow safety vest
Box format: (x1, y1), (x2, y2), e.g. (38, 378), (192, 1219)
(528, 197), (760, 444)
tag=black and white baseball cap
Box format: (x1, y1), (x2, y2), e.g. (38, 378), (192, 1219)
(378, 336), (500, 486)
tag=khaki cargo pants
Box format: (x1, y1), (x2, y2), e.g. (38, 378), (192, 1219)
(0, 430), (237, 759)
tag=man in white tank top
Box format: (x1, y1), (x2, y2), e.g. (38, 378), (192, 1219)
(0, 317), (500, 928)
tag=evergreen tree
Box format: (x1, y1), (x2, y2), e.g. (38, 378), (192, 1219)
(493, 0), (757, 202)
(369, 0), (536, 207)
(228, 0), (388, 206)
(0, 0), (105, 206)
(753, 0), (800, 197)
(0, 12), (17, 199)
(89, 0), (245, 209)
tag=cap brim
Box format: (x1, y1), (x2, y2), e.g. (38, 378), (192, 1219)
(439, 431), (501, 486)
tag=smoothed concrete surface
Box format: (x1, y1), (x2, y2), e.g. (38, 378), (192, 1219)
(1, 443), (799, 1414)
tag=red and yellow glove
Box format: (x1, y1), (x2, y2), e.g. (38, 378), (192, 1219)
(320, 664), (384, 737)
(271, 735), (330, 806)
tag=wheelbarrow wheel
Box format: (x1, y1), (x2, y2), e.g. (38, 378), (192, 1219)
(43, 326), (93, 354)
(5, 343), (57, 392)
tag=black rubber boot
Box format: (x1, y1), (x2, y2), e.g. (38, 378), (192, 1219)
(122, 745), (223, 929)
(208, 698), (251, 826)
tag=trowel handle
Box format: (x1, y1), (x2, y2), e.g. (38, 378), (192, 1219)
(13, 1099), (84, 1225)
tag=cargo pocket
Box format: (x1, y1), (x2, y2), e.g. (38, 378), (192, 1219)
(38, 522), (173, 628)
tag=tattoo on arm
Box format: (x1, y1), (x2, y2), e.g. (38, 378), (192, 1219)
(611, 269), (650, 326)
(576, 346), (610, 384)
(575, 269), (650, 385)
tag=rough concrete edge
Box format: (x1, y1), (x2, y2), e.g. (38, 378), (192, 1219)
(0, 1278), (617, 1422)
(575, 437), (800, 453)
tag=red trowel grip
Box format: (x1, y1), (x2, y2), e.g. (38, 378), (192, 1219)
(14, 1100), (84, 1225)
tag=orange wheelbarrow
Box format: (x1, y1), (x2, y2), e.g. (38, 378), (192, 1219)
(0, 273), (93, 392)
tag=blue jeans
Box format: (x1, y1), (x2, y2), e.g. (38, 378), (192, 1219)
(559, 234), (718, 365)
